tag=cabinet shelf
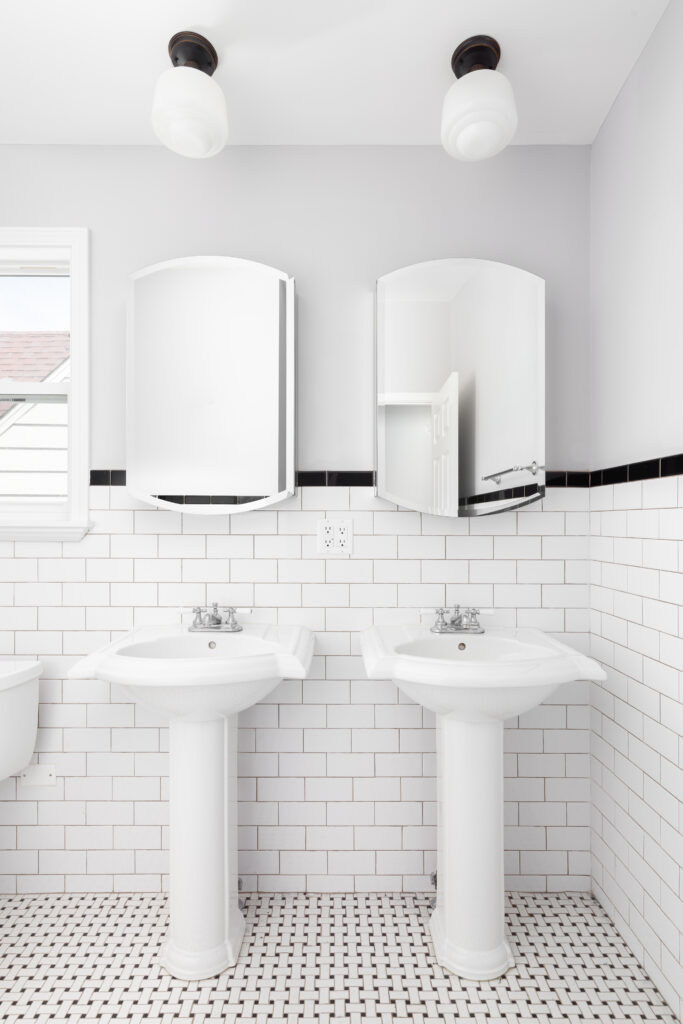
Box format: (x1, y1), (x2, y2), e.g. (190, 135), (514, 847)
(377, 392), (438, 406)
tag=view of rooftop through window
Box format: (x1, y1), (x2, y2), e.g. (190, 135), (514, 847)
(0, 274), (70, 385)
(0, 273), (71, 499)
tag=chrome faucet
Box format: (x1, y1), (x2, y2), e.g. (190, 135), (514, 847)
(190, 604), (244, 633)
(427, 606), (485, 634)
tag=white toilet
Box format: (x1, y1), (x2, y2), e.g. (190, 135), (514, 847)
(0, 661), (42, 781)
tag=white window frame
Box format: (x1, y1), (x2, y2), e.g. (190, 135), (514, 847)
(0, 227), (90, 541)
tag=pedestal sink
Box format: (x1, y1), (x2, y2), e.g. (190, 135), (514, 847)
(70, 623), (313, 980)
(361, 625), (604, 981)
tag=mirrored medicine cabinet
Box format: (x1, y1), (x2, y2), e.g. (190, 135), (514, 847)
(376, 258), (545, 517)
(127, 255), (295, 514)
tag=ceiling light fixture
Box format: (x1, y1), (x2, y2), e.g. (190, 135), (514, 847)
(151, 31), (228, 159)
(441, 35), (517, 161)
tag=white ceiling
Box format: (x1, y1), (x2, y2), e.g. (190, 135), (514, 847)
(0, 0), (670, 146)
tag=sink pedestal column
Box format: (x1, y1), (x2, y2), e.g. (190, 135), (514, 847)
(161, 714), (244, 980)
(430, 715), (513, 980)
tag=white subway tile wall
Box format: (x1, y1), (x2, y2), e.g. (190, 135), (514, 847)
(0, 486), (591, 898)
(590, 475), (683, 1020)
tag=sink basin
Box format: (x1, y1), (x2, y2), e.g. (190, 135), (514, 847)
(73, 625), (312, 720)
(70, 623), (313, 981)
(363, 626), (600, 721)
(361, 625), (604, 982)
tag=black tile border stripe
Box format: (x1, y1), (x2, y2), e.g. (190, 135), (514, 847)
(90, 470), (377, 488)
(92, 456), (683, 491)
(547, 453), (683, 488)
(297, 470), (376, 487)
(296, 471), (326, 486)
(89, 470), (118, 486)
(567, 472), (590, 488)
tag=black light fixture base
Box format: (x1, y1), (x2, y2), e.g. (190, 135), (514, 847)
(451, 35), (501, 79)
(168, 31), (218, 76)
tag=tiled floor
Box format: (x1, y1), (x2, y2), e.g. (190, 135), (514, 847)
(0, 891), (677, 1023)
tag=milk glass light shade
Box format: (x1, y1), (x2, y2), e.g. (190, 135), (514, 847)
(152, 65), (228, 159)
(441, 68), (517, 161)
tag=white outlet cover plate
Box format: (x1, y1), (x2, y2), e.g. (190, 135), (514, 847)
(20, 764), (56, 787)
(316, 519), (353, 556)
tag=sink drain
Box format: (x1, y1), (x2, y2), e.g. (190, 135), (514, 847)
(458, 642), (466, 651)
(208, 641), (216, 649)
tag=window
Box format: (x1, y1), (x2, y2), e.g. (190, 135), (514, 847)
(0, 228), (89, 540)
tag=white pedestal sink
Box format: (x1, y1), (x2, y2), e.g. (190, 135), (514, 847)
(70, 623), (313, 980)
(361, 626), (604, 981)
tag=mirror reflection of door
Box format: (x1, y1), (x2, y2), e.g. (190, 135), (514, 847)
(376, 259), (545, 517)
(431, 372), (459, 516)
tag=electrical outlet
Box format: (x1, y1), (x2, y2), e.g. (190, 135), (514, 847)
(318, 519), (335, 554)
(316, 518), (353, 556)
(335, 520), (351, 553)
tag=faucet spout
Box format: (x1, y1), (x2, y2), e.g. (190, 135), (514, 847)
(428, 606), (485, 634)
(188, 605), (245, 633)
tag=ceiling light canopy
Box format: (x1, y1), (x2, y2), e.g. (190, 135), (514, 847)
(441, 35), (517, 162)
(151, 31), (228, 159)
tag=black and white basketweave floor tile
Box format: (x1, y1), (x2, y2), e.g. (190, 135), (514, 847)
(0, 891), (677, 1024)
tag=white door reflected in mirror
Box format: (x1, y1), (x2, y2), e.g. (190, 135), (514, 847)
(376, 259), (545, 517)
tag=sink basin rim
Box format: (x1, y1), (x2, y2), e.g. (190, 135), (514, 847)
(0, 659), (43, 691)
(69, 623), (314, 690)
(362, 625), (606, 690)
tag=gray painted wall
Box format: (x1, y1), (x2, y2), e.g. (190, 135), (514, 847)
(0, 143), (590, 471)
(590, 0), (683, 469)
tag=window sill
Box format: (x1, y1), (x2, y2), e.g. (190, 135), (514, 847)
(0, 521), (92, 542)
